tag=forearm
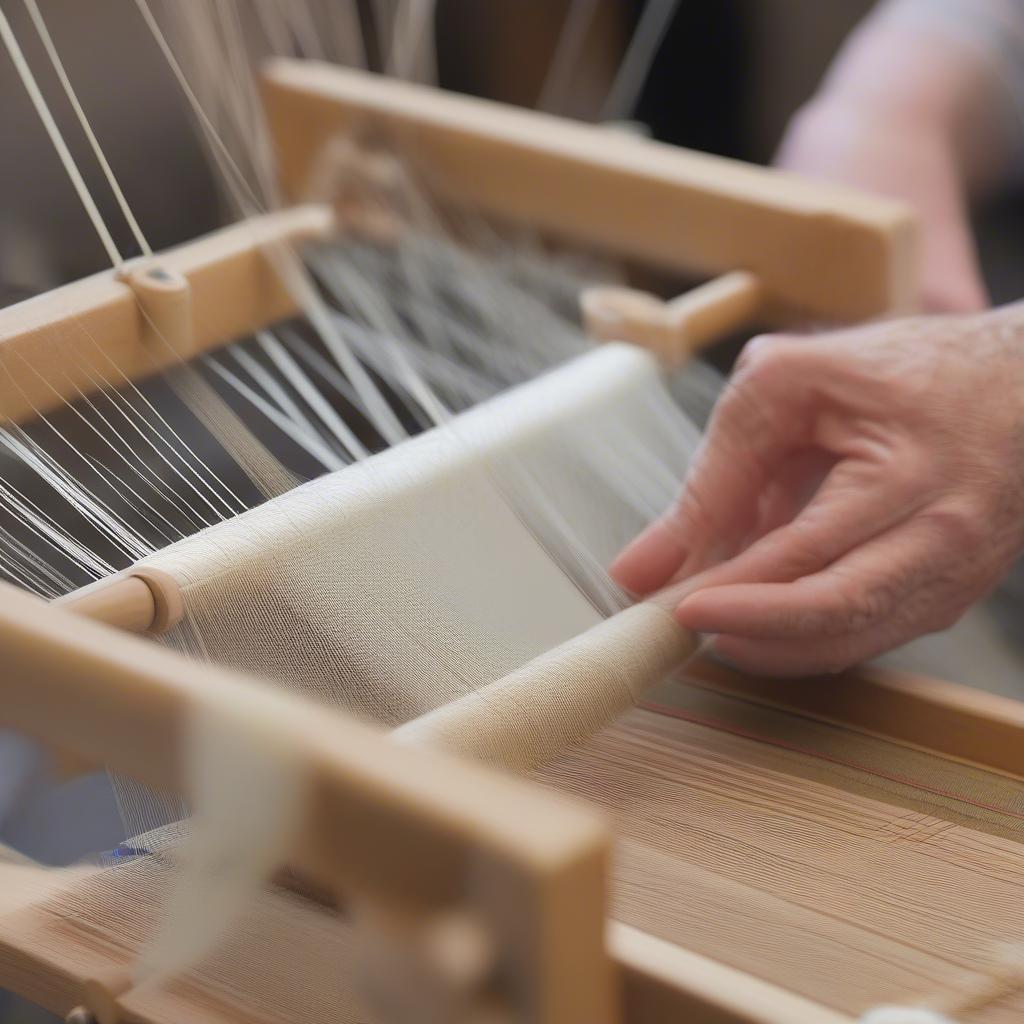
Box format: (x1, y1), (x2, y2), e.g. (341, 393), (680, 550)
(799, 0), (1024, 194)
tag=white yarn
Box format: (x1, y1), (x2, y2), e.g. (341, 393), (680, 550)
(132, 684), (308, 989)
(860, 1008), (956, 1024)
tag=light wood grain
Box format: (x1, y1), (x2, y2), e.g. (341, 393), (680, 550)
(0, 205), (332, 424)
(263, 60), (917, 323)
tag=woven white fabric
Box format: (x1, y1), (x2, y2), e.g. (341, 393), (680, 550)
(143, 344), (697, 729)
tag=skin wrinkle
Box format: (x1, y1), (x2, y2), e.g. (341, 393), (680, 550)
(613, 305), (1024, 676)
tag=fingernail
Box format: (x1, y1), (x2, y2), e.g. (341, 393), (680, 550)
(609, 518), (688, 596)
(674, 592), (717, 632)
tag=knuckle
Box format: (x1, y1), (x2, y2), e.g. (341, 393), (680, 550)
(830, 576), (900, 633)
(675, 483), (714, 533)
(927, 605), (965, 633)
(770, 606), (822, 637)
(780, 517), (835, 575)
(733, 334), (791, 383)
(920, 503), (985, 550)
(885, 454), (930, 496)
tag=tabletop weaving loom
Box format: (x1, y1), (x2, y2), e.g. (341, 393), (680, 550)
(4, 7), (1024, 1024)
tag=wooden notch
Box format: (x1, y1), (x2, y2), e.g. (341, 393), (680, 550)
(0, 204), (335, 424)
(50, 567), (183, 777)
(581, 270), (762, 365)
(80, 969), (131, 1024)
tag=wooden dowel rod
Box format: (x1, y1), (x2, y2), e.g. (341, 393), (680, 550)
(395, 599), (699, 771)
(0, 204), (334, 424)
(55, 567), (183, 636)
(55, 577), (155, 634)
(665, 270), (763, 351)
(581, 270), (762, 366)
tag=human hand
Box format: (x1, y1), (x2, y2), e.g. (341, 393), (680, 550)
(777, 95), (987, 314)
(610, 308), (1024, 675)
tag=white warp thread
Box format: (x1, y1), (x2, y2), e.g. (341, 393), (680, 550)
(143, 344), (695, 728)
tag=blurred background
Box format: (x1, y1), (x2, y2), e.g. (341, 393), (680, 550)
(1, 0), (1020, 303)
(0, 1), (900, 295)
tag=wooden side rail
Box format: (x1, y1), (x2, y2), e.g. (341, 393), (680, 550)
(612, 924), (852, 1024)
(0, 583), (614, 1024)
(0, 204), (333, 424)
(689, 658), (1024, 781)
(262, 60), (918, 324)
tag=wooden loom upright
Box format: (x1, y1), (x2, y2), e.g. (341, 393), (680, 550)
(4, 60), (1024, 1024)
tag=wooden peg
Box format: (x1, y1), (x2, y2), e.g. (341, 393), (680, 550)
(581, 270), (762, 366)
(306, 136), (404, 245)
(117, 263), (192, 357)
(56, 566), (183, 636)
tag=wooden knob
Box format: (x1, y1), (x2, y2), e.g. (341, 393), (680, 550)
(118, 262), (193, 358)
(581, 271), (762, 366)
(580, 285), (672, 351)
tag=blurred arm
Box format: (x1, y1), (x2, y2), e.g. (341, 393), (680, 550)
(777, 0), (1024, 311)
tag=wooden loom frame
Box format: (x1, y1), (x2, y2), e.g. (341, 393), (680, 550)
(1, 59), (1019, 1024)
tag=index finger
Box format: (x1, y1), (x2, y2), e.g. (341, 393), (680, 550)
(611, 337), (813, 595)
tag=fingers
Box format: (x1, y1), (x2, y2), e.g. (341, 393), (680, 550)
(609, 513), (688, 596)
(675, 516), (970, 675)
(611, 336), (812, 595)
(710, 573), (967, 676)
(678, 450), (928, 596)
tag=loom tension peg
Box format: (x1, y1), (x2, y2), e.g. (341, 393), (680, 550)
(581, 269), (762, 367)
(116, 260), (193, 358)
